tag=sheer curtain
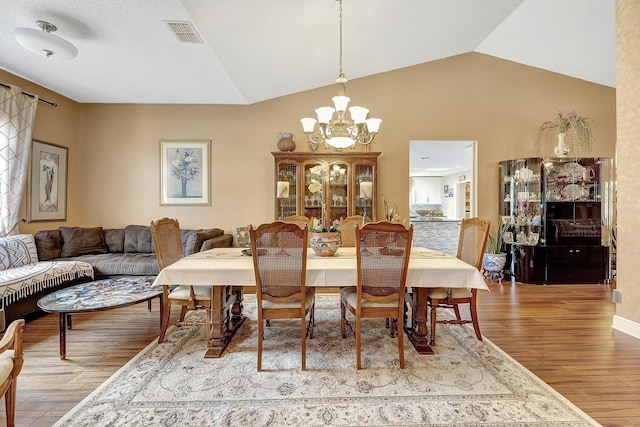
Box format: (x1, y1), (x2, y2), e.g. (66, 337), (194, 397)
(0, 85), (38, 237)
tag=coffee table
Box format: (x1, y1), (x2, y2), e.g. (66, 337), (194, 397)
(37, 276), (162, 359)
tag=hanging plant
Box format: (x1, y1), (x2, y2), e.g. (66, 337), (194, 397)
(537, 110), (593, 156)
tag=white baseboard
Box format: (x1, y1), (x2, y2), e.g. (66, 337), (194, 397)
(612, 315), (640, 339)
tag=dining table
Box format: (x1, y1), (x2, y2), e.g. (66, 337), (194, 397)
(152, 246), (489, 358)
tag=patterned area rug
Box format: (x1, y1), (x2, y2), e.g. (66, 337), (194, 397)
(55, 295), (599, 426)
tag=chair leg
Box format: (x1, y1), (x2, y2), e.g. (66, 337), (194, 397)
(356, 313), (362, 370)
(308, 302), (315, 339)
(397, 308), (405, 369)
(340, 297), (347, 338)
(301, 316), (307, 371)
(5, 381), (15, 427)
(158, 302), (172, 343)
(429, 300), (437, 346)
(178, 305), (187, 323)
(257, 318), (263, 372)
(453, 303), (463, 321)
(470, 296), (482, 341)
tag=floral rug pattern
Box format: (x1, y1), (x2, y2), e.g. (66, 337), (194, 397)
(55, 295), (599, 426)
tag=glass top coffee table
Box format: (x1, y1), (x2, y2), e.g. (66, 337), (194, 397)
(37, 276), (162, 359)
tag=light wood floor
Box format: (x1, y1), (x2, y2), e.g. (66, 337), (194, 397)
(2, 282), (639, 426)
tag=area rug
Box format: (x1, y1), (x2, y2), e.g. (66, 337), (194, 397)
(55, 295), (600, 426)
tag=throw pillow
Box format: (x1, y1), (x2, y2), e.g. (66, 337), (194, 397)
(232, 225), (251, 248)
(103, 229), (125, 253)
(185, 228), (224, 255)
(34, 230), (62, 261)
(59, 226), (108, 258)
(124, 225), (154, 253)
(0, 234), (39, 271)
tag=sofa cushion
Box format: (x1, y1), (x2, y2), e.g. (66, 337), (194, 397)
(103, 229), (125, 253)
(124, 225), (154, 254)
(59, 227), (108, 258)
(184, 228), (224, 256)
(0, 234), (39, 271)
(34, 230), (62, 261)
(65, 253), (160, 276)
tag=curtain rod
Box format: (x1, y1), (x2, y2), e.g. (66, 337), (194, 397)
(0, 82), (58, 108)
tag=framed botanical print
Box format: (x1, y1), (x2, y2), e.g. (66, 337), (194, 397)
(160, 139), (211, 206)
(27, 140), (68, 222)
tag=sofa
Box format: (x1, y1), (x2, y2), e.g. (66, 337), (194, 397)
(0, 224), (232, 326)
(34, 225), (232, 277)
(0, 234), (94, 328)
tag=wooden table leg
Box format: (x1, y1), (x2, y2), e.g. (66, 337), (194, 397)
(59, 313), (67, 360)
(404, 288), (434, 355)
(205, 285), (245, 358)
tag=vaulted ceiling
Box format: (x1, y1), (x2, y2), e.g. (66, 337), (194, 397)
(0, 0), (615, 105)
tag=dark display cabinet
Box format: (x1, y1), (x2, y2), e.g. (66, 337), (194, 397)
(499, 157), (613, 284)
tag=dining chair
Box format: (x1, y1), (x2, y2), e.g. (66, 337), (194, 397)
(340, 221), (413, 369)
(283, 215), (313, 230)
(250, 221), (315, 371)
(427, 217), (490, 345)
(151, 217), (212, 344)
(0, 319), (25, 427)
(339, 215), (367, 247)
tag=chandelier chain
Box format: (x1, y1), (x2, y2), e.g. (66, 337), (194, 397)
(339, 0), (344, 78)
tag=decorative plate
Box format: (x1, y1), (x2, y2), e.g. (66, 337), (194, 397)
(561, 184), (584, 200)
(560, 162), (584, 181)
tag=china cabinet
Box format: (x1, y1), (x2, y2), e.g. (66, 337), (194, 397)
(499, 157), (613, 284)
(273, 152), (380, 229)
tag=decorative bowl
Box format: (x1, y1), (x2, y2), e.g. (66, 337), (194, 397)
(415, 209), (430, 217)
(310, 232), (341, 257)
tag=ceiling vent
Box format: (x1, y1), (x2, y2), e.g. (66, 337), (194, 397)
(164, 20), (203, 43)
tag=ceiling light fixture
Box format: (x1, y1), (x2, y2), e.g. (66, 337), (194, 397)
(300, 0), (381, 151)
(14, 21), (78, 59)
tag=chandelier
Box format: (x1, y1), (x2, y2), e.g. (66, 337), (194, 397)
(300, 0), (382, 151)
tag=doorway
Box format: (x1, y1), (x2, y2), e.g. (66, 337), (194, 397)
(409, 140), (476, 220)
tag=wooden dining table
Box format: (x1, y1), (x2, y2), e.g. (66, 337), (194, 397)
(152, 246), (489, 357)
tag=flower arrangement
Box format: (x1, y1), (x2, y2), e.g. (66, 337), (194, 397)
(383, 195), (402, 223)
(537, 110), (593, 156)
(171, 149), (200, 197)
(310, 218), (340, 233)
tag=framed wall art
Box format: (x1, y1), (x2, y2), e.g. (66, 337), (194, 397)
(27, 140), (68, 222)
(160, 139), (211, 206)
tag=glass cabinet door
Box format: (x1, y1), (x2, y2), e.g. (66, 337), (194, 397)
(303, 162), (324, 222)
(499, 158), (543, 246)
(354, 163), (374, 220)
(327, 162), (349, 225)
(276, 162), (298, 220)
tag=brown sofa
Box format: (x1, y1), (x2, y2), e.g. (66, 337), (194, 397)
(34, 224), (232, 277)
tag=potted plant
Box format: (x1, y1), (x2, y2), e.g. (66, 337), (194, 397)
(309, 218), (341, 257)
(482, 219), (507, 276)
(537, 110), (593, 157)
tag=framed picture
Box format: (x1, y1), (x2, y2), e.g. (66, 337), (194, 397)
(502, 232), (513, 244)
(160, 140), (211, 206)
(443, 184), (449, 195)
(232, 225), (251, 248)
(27, 140), (68, 222)
(528, 233), (539, 246)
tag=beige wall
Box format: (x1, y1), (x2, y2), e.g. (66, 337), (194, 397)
(15, 53), (615, 233)
(615, 0), (640, 325)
